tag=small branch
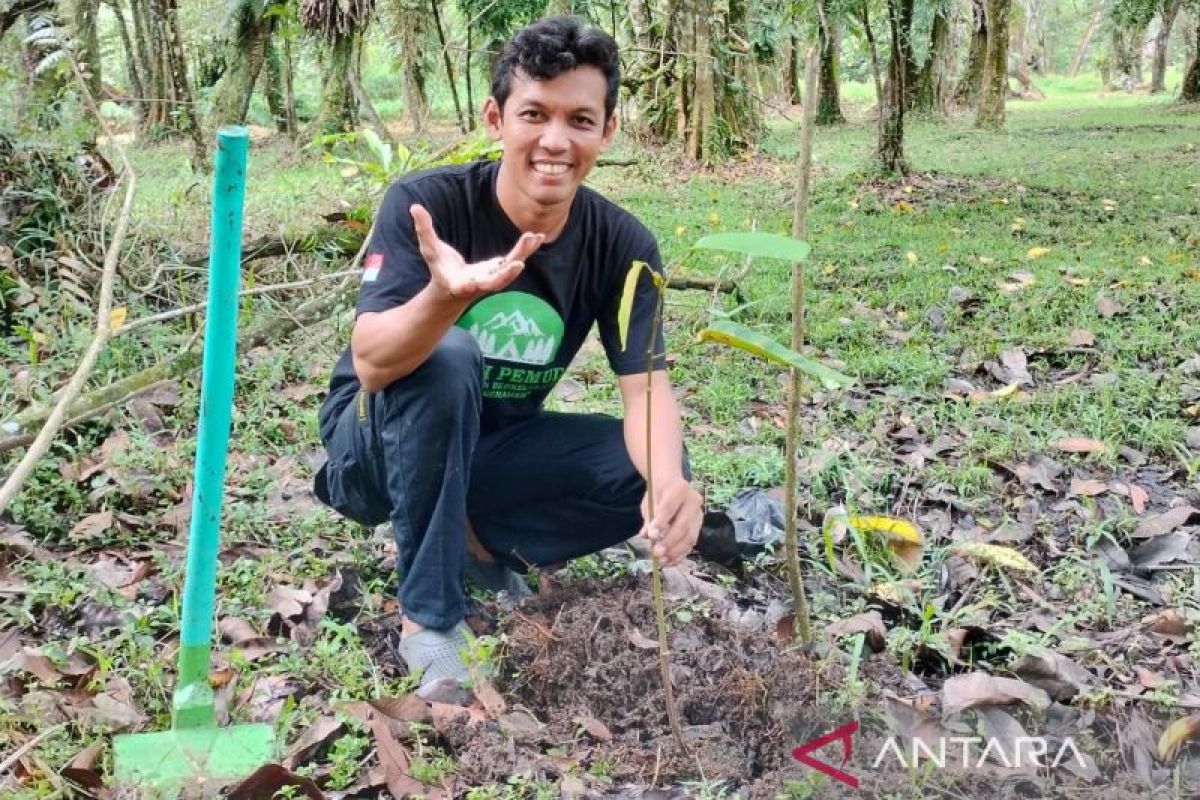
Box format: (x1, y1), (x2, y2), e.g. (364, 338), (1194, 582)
(119, 269), (357, 336)
(0, 723), (67, 776)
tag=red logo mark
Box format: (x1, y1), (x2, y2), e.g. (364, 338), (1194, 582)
(792, 720), (860, 789)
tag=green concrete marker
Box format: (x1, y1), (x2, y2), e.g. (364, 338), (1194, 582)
(113, 127), (274, 795)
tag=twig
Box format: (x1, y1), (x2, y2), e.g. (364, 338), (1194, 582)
(0, 56), (136, 516)
(0, 723), (67, 777)
(119, 269), (358, 336)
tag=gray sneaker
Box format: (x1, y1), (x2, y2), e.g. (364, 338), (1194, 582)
(397, 622), (472, 690)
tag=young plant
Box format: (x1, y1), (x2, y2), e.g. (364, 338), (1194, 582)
(617, 232), (851, 748)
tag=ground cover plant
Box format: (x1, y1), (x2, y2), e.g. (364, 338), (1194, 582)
(3, 13), (1200, 797)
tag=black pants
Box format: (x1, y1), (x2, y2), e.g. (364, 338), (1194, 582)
(315, 328), (649, 630)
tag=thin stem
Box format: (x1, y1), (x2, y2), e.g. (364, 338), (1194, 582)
(783, 47), (821, 644)
(645, 287), (686, 752)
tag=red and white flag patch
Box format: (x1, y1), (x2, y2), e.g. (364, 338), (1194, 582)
(363, 253), (383, 282)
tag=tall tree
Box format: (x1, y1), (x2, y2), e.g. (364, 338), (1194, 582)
(878, 0), (913, 172)
(103, 0), (145, 110)
(1069, 8), (1102, 76)
(1150, 0), (1184, 92)
(388, 0), (430, 134)
(815, 0), (845, 123)
(208, 0), (278, 126)
(914, 1), (951, 114)
(954, 0), (987, 104)
(300, 0), (373, 134)
(1184, 12), (1200, 101)
(71, 0), (101, 100)
(975, 0), (1010, 127)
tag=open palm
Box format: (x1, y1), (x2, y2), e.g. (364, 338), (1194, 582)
(410, 203), (544, 300)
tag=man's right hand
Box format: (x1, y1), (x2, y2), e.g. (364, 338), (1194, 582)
(411, 203), (544, 301)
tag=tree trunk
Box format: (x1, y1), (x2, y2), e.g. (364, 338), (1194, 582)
(955, 0), (988, 105)
(350, 34), (391, 142)
(1184, 17), (1200, 101)
(1110, 26), (1138, 90)
(815, 0), (844, 124)
(913, 5), (950, 114)
(464, 22), (476, 130)
(688, 0), (715, 161)
(73, 0), (102, 101)
(263, 40), (288, 132)
(1007, 1), (1043, 98)
(882, 0), (917, 109)
(857, 1), (884, 115)
(162, 0), (204, 164)
(975, 0), (1010, 127)
(393, 0), (428, 135)
(312, 28), (360, 134)
(106, 0), (145, 110)
(430, 0), (465, 134)
(1151, 0), (1183, 93)
(208, 0), (272, 126)
(878, 0), (911, 173)
(1069, 9), (1101, 77)
(786, 33), (801, 104)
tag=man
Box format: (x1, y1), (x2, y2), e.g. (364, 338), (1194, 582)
(314, 16), (702, 695)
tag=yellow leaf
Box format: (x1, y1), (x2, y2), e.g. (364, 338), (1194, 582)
(894, 200), (913, 213)
(1157, 715), (1200, 762)
(1183, 269), (1200, 280)
(987, 382), (1021, 400)
(822, 263), (836, 275)
(674, 225), (687, 237)
(937, 242), (949, 253)
(953, 542), (1037, 572)
(108, 306), (128, 330)
(707, 212), (721, 225)
(1165, 252), (1186, 265)
(905, 251), (918, 264)
(1025, 246), (1050, 260)
(849, 514), (925, 574)
(1137, 256), (1152, 266)
(978, 256), (995, 265)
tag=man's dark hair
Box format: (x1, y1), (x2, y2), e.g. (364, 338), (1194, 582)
(491, 16), (620, 121)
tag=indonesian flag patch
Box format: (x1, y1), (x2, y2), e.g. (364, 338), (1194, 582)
(363, 252), (383, 282)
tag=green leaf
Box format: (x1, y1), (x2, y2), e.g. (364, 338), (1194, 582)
(696, 319), (852, 389)
(618, 261), (649, 352)
(692, 232), (811, 263)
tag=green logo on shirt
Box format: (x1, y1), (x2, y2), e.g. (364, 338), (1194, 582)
(458, 292), (563, 366)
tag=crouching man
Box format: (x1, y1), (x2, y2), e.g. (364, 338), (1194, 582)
(314, 16), (702, 695)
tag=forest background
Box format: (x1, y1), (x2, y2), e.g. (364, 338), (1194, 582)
(2, 0), (1200, 797)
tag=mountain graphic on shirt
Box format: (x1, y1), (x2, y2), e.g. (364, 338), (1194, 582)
(457, 292), (564, 366)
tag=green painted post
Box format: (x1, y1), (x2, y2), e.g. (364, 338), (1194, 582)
(173, 126), (249, 729)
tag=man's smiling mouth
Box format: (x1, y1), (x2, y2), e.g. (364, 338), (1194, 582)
(532, 162), (571, 175)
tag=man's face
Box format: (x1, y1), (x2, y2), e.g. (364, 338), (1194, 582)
(484, 65), (617, 210)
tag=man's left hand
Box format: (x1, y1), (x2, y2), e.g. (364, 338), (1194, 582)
(641, 477), (703, 566)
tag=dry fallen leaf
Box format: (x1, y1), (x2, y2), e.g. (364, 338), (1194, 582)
(953, 542), (1037, 572)
(1157, 715), (1200, 762)
(577, 715), (613, 741)
(1067, 328), (1095, 347)
(472, 677), (507, 717)
(1096, 295), (1125, 318)
(1133, 505), (1198, 539)
(941, 672), (1051, 719)
(69, 511), (114, 540)
(1009, 647), (1093, 701)
(826, 611), (887, 653)
(1025, 246), (1050, 260)
(227, 764), (324, 800)
(1052, 437), (1107, 454)
(370, 715), (425, 798)
(1069, 478), (1108, 497)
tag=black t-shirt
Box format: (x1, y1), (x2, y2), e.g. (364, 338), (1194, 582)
(321, 159), (664, 435)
